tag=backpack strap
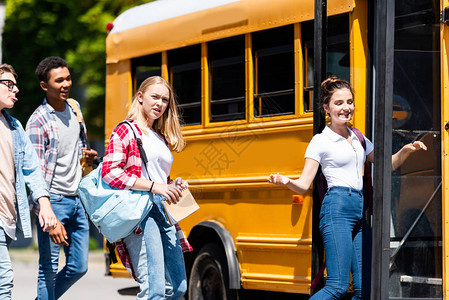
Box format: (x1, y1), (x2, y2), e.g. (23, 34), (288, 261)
(351, 127), (366, 151)
(67, 98), (89, 149)
(311, 263), (326, 290)
(67, 98), (82, 123)
(351, 127), (374, 216)
(115, 120), (150, 179)
(119, 120), (148, 165)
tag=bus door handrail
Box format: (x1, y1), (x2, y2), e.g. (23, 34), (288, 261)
(389, 180), (442, 269)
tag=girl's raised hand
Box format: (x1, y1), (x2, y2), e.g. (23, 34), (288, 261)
(406, 141), (427, 153)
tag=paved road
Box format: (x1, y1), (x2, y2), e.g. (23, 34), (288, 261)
(10, 249), (308, 300)
(10, 249), (138, 300)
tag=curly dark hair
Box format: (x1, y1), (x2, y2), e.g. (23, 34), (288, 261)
(35, 56), (68, 82)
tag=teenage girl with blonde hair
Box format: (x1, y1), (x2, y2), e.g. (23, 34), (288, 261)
(102, 76), (190, 299)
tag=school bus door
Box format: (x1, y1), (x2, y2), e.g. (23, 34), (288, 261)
(387, 0), (447, 297)
(441, 0), (449, 297)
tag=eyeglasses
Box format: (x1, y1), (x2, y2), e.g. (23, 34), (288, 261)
(0, 79), (18, 92)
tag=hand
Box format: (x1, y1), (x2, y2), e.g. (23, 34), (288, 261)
(49, 220), (69, 246)
(82, 148), (98, 166)
(37, 197), (57, 232)
(152, 182), (183, 205)
(392, 140), (428, 171)
(172, 177), (189, 190)
(404, 141), (427, 153)
(268, 173), (291, 186)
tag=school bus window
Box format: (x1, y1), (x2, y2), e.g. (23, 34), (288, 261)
(208, 35), (245, 123)
(253, 25), (295, 118)
(303, 44), (314, 112)
(302, 14), (350, 112)
(168, 45), (201, 126)
(132, 53), (162, 92)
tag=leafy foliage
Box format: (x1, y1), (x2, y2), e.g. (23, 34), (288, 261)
(3, 0), (150, 140)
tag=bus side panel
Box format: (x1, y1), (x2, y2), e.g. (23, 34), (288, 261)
(174, 127), (314, 294)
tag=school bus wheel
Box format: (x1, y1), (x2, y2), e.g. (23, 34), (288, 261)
(188, 243), (238, 300)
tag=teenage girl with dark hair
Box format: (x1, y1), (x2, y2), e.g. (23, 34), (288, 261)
(268, 77), (426, 299)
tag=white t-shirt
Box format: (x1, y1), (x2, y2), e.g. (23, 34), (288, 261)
(305, 126), (374, 190)
(140, 129), (173, 184)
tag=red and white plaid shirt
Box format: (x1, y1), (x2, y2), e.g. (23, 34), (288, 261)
(102, 119), (145, 189)
(102, 119), (192, 279)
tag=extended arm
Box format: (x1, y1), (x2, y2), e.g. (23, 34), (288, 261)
(367, 141), (427, 171)
(392, 141), (427, 171)
(268, 158), (320, 194)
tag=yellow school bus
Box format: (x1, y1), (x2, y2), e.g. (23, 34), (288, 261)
(104, 0), (448, 298)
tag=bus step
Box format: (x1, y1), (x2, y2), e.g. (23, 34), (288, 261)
(390, 298), (442, 300)
(399, 275), (442, 286)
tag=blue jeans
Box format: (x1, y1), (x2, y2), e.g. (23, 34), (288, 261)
(36, 193), (89, 300)
(124, 233), (175, 299)
(125, 195), (187, 300)
(311, 186), (372, 300)
(0, 228), (13, 300)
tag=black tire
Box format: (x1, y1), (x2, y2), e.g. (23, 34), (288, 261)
(188, 243), (237, 300)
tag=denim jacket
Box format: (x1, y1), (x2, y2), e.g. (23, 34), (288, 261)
(2, 110), (49, 238)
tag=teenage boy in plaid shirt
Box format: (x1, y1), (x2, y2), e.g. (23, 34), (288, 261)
(26, 56), (97, 300)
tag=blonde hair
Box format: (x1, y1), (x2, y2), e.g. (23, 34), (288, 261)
(127, 76), (185, 152)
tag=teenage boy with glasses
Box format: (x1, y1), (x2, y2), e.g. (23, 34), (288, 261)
(0, 63), (60, 299)
(26, 56), (97, 300)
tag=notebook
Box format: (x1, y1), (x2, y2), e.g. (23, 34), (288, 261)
(162, 189), (199, 225)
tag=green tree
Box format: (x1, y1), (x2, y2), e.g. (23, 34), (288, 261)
(3, 0), (150, 142)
